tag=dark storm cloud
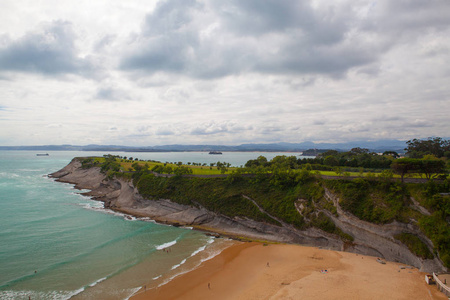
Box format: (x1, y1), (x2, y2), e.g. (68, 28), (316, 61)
(120, 0), (381, 79)
(120, 0), (200, 75)
(0, 20), (92, 76)
(212, 0), (350, 45)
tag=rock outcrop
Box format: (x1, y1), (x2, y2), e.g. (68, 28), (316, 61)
(50, 158), (447, 273)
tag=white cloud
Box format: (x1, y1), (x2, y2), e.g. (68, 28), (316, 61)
(0, 0), (449, 146)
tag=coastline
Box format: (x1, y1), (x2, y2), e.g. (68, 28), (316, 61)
(47, 158), (449, 298)
(48, 158), (446, 272)
(131, 242), (447, 300)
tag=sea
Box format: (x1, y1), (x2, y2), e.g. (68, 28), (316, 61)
(0, 150), (303, 300)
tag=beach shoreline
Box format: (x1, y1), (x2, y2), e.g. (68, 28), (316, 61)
(48, 158), (448, 299)
(49, 158), (446, 273)
(131, 242), (447, 300)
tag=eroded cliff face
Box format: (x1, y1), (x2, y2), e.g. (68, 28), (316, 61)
(322, 189), (445, 272)
(50, 158), (447, 272)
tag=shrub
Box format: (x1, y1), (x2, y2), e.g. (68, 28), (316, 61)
(394, 233), (433, 259)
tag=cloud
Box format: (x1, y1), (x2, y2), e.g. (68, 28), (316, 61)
(45, 123), (63, 128)
(364, 1), (450, 36)
(119, 0), (383, 79)
(93, 34), (117, 52)
(120, 0), (201, 75)
(95, 86), (132, 101)
(0, 20), (92, 76)
(119, 0), (450, 81)
(190, 121), (249, 136)
(1, 0), (449, 146)
(156, 126), (176, 136)
(404, 119), (434, 128)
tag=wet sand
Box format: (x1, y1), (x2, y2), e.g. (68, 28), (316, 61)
(131, 242), (447, 300)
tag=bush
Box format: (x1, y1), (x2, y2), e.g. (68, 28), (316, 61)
(324, 179), (410, 224)
(394, 233), (433, 259)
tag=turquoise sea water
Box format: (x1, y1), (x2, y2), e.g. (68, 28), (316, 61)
(0, 150), (303, 300)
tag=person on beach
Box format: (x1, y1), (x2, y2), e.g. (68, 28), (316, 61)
(208, 283), (210, 289)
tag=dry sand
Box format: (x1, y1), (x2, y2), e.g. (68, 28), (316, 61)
(131, 242), (447, 300)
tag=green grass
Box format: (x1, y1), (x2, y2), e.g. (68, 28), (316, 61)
(91, 157), (430, 178)
(84, 156), (450, 267)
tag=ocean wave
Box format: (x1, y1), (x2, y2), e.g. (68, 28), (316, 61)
(18, 168), (46, 172)
(189, 237), (215, 258)
(156, 239), (177, 250)
(0, 289), (82, 300)
(89, 276), (108, 287)
(0, 172), (20, 179)
(138, 217), (157, 223)
(171, 258), (187, 270)
(79, 203), (141, 222)
(80, 201), (105, 210)
(156, 239), (232, 288)
(123, 287), (142, 300)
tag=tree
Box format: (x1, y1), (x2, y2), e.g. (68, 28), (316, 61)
(132, 162), (143, 172)
(350, 147), (369, 154)
(418, 159), (446, 180)
(391, 158), (421, 182)
(173, 166), (192, 177)
(245, 155), (268, 168)
(216, 161), (228, 174)
(392, 157), (446, 181)
(317, 150), (339, 158)
(405, 137), (450, 158)
(383, 151), (400, 158)
(324, 155), (339, 166)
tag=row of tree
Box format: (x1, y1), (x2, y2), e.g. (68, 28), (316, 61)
(392, 137), (449, 181)
(242, 137), (449, 180)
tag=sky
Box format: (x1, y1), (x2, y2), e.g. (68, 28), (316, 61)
(0, 0), (449, 146)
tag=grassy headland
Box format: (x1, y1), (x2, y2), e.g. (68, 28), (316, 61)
(79, 138), (449, 267)
(82, 145), (450, 267)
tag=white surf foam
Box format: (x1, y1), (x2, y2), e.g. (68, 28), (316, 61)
(0, 289), (82, 300)
(89, 276), (108, 287)
(123, 287), (142, 300)
(156, 240), (177, 250)
(171, 258), (187, 270)
(156, 239), (232, 288)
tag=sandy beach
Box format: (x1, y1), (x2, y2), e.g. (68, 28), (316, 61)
(131, 242), (446, 300)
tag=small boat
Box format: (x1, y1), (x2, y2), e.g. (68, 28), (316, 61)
(208, 151), (222, 155)
(36, 153), (49, 156)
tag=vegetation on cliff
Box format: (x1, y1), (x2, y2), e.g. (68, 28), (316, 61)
(82, 137), (449, 267)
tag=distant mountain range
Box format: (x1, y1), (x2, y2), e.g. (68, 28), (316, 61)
(0, 140), (408, 153)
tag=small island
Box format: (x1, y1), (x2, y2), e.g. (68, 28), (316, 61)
(208, 151), (222, 154)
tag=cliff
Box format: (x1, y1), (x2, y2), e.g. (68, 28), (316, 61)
(50, 158), (447, 272)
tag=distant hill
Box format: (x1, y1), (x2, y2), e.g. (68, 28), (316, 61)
(0, 140), (408, 153)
